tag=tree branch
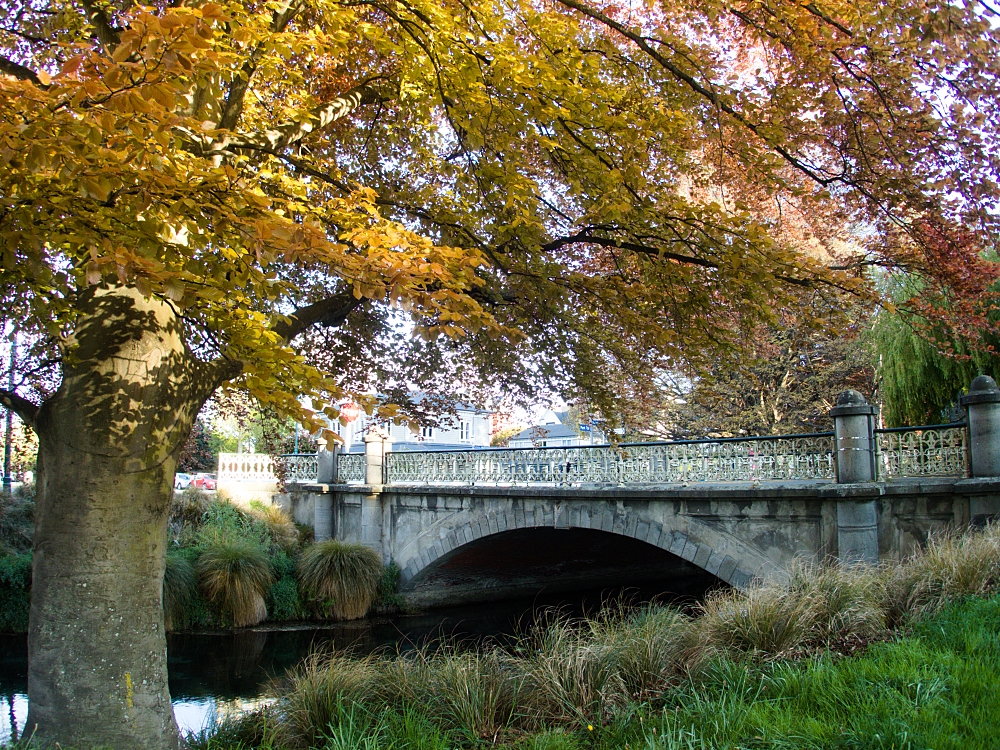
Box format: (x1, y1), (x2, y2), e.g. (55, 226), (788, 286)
(0, 54), (44, 86)
(541, 232), (719, 269)
(217, 0), (306, 131)
(272, 292), (364, 343)
(0, 388), (39, 429)
(80, 0), (120, 53)
(240, 84), (390, 151)
(554, 0), (841, 189)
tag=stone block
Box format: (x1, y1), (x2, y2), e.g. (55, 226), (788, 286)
(705, 551), (723, 576)
(669, 532), (687, 556)
(636, 521), (650, 542)
(693, 544), (712, 569)
(718, 555), (738, 582)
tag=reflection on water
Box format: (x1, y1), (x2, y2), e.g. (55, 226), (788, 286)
(0, 573), (718, 741)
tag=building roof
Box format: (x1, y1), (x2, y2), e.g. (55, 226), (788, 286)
(511, 423), (581, 441)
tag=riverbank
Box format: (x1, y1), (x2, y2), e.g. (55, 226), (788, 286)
(176, 524), (1000, 750)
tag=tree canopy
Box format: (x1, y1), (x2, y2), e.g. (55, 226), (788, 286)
(2, 0), (1000, 746)
(3, 0), (997, 431)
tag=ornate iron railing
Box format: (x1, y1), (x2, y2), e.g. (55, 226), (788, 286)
(875, 424), (968, 480)
(383, 433), (836, 485)
(336, 452), (366, 484)
(281, 454), (319, 483)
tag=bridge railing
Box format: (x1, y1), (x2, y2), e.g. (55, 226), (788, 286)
(874, 424), (968, 480)
(382, 433), (838, 486)
(217, 452), (320, 483)
(336, 452), (367, 484)
(218, 424), (972, 486)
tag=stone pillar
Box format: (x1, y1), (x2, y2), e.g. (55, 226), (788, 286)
(831, 390), (879, 564)
(364, 427), (392, 486)
(960, 375), (1000, 478)
(316, 437), (335, 484)
(314, 493), (333, 542)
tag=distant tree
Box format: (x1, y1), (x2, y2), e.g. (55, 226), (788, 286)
(176, 419), (215, 474)
(870, 277), (1000, 426)
(642, 311), (875, 438)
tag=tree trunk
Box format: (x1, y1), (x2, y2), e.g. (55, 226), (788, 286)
(26, 288), (218, 749)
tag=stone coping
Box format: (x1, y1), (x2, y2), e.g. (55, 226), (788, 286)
(295, 476), (1000, 500)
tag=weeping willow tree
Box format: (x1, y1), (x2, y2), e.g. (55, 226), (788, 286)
(872, 277), (1000, 427)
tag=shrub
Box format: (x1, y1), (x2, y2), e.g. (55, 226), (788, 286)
(0, 486), (34, 555)
(377, 560), (405, 611)
(268, 576), (303, 622)
(697, 583), (815, 657)
(297, 541), (382, 620)
(197, 536), (273, 627)
(249, 501), (299, 552)
(884, 523), (1000, 624)
(0, 551), (31, 632)
(163, 549), (197, 631)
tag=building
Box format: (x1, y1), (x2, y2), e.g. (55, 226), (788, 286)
(332, 399), (493, 453)
(507, 408), (605, 448)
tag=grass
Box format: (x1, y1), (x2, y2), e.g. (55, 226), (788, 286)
(184, 591), (1000, 749)
(180, 523), (1000, 749)
(163, 549), (197, 631)
(297, 540), (383, 620)
(198, 535), (274, 627)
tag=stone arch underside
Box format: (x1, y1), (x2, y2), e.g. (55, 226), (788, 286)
(394, 499), (784, 590)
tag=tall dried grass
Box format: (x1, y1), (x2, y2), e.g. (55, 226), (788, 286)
(249, 501), (299, 552)
(267, 524), (1000, 744)
(163, 550), (197, 631)
(197, 536), (273, 627)
(884, 523), (1000, 624)
(297, 540), (382, 620)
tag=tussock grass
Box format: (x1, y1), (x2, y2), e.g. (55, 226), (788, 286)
(249, 501), (299, 552)
(297, 541), (382, 620)
(697, 582), (814, 656)
(163, 550), (197, 631)
(588, 603), (697, 699)
(885, 523), (1000, 624)
(197, 536), (273, 627)
(273, 650), (379, 749)
(521, 616), (626, 726)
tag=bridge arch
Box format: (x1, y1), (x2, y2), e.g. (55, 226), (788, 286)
(393, 498), (780, 591)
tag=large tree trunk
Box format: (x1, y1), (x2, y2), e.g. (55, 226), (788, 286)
(26, 288), (218, 749)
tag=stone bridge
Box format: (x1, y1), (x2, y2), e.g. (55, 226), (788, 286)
(273, 383), (1000, 596)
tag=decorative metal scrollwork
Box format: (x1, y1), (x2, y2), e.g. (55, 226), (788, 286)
(336, 453), (366, 484)
(383, 434), (836, 486)
(875, 426), (967, 480)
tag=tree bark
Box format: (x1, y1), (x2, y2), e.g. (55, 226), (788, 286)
(26, 287), (217, 749)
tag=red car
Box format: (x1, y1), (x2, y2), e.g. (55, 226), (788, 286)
(191, 473), (217, 491)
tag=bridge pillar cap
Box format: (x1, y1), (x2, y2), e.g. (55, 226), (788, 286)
(830, 389), (877, 417)
(960, 375), (1000, 406)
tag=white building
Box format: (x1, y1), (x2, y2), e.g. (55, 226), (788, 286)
(508, 408), (605, 448)
(332, 400), (493, 453)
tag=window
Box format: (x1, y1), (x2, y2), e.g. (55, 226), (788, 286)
(460, 421), (471, 441)
(421, 426), (434, 439)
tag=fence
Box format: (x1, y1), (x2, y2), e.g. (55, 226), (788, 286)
(216, 424), (971, 487)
